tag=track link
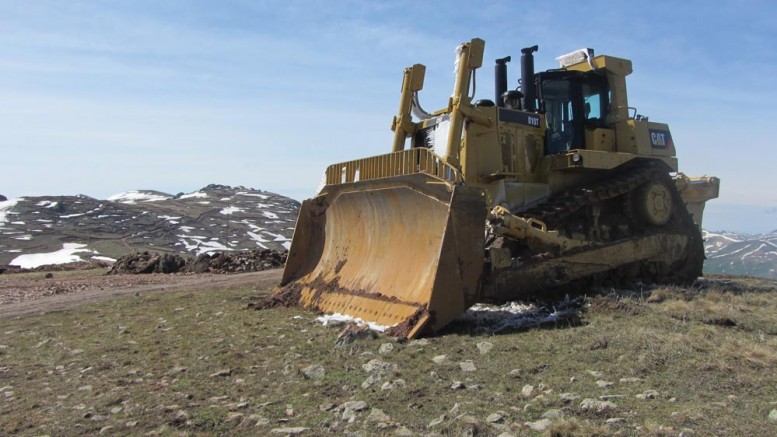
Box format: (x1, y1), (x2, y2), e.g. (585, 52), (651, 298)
(491, 164), (704, 287)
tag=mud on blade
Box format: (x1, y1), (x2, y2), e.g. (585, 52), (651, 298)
(277, 174), (486, 338)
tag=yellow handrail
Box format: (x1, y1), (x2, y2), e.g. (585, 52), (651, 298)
(325, 148), (461, 186)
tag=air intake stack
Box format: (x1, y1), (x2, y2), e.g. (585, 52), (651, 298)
(521, 45), (539, 111)
(494, 56), (511, 107)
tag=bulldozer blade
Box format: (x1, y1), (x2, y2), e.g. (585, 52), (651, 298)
(278, 173), (487, 338)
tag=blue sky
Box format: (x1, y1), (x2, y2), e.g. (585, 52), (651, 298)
(1, 0), (775, 233)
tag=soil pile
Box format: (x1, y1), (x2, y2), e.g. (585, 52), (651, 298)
(107, 249), (287, 275)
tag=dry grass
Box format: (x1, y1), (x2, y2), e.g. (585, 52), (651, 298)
(0, 274), (775, 436)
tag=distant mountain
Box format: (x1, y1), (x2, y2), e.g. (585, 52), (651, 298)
(0, 184), (299, 268)
(3, 187), (775, 280)
(703, 230), (777, 279)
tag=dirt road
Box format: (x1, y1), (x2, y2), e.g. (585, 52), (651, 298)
(0, 269), (283, 318)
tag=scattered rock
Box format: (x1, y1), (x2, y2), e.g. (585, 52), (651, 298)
(605, 417), (625, 424)
(459, 361), (477, 372)
(679, 429), (695, 437)
(172, 410), (189, 425)
(362, 359), (397, 374)
(769, 409), (777, 421)
(587, 370), (603, 378)
(270, 427), (309, 435)
(379, 343), (394, 355)
(596, 380), (614, 388)
(521, 384), (535, 398)
(486, 412), (506, 423)
(427, 414), (446, 428)
(580, 398), (617, 413)
(636, 389), (660, 400)
(395, 426), (414, 436)
(542, 409), (564, 419)
(365, 408), (392, 424)
(476, 341), (494, 354)
(432, 355), (450, 365)
(451, 381), (466, 390)
(525, 418), (552, 432)
(300, 365), (325, 379)
(381, 379), (406, 391)
(600, 395), (626, 401)
(560, 392), (580, 404)
(336, 324), (377, 345)
(226, 412), (244, 423)
(318, 402), (335, 412)
(252, 415), (270, 426)
(362, 374), (382, 389)
(619, 377), (641, 383)
(508, 369), (524, 378)
(209, 369), (232, 378)
(341, 400), (368, 412)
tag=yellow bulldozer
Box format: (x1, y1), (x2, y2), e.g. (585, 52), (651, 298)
(275, 38), (720, 338)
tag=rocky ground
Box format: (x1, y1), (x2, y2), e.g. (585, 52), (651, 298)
(0, 271), (775, 436)
(0, 249), (286, 309)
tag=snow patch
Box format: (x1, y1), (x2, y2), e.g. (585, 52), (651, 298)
(220, 206), (244, 215)
(0, 198), (22, 224)
(158, 215), (181, 224)
(316, 313), (393, 332)
(247, 231), (269, 242)
(451, 299), (583, 333)
(36, 200), (59, 208)
(91, 256), (116, 263)
(108, 191), (170, 204)
(262, 211), (279, 219)
(10, 243), (95, 269)
(180, 191), (208, 199)
(237, 192), (269, 199)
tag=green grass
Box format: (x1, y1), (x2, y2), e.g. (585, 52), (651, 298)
(0, 276), (776, 436)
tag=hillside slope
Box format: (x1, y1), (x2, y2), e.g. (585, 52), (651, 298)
(704, 230), (777, 279)
(0, 184), (299, 267)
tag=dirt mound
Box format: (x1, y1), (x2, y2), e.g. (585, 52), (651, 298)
(108, 252), (188, 274)
(107, 250), (287, 275)
(187, 249), (286, 274)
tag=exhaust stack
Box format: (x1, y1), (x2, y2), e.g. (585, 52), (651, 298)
(494, 56), (511, 107)
(521, 45), (539, 111)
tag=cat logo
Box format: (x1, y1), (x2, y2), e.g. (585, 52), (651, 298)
(649, 129), (672, 149)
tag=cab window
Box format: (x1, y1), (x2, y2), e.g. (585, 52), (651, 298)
(542, 80), (575, 154)
(582, 79), (608, 127)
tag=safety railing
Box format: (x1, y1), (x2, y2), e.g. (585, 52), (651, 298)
(325, 148), (461, 186)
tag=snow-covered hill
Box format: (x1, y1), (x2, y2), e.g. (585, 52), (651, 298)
(0, 184), (299, 268)
(703, 230), (777, 279)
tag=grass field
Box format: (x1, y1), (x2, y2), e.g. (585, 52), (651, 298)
(0, 274), (775, 436)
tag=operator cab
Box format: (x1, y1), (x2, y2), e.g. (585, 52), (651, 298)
(535, 70), (610, 155)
